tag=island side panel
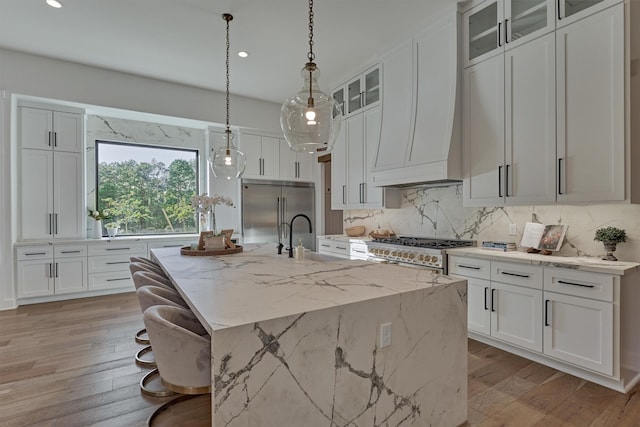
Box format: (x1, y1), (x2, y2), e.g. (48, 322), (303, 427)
(211, 280), (468, 426)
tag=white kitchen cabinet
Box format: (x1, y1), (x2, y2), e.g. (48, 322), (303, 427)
(556, 0), (621, 28)
(449, 250), (640, 393)
(240, 133), (280, 180)
(464, 32), (556, 206)
(19, 106), (83, 153)
(317, 237), (368, 260)
(463, 0), (554, 68)
(88, 242), (147, 291)
(335, 65), (380, 118)
(450, 255), (543, 352)
(18, 104), (84, 240)
(331, 124), (347, 209)
(556, 3), (624, 203)
(16, 245), (87, 299)
(279, 139), (316, 182)
(543, 290), (613, 376)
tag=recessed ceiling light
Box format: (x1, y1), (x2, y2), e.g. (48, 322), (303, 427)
(46, 0), (62, 8)
(237, 51), (249, 58)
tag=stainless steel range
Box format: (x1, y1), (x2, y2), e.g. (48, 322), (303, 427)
(366, 236), (476, 273)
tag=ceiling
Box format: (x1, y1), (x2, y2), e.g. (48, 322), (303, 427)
(0, 0), (456, 105)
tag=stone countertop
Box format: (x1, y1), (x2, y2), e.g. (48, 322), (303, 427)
(13, 234), (200, 247)
(446, 247), (640, 275)
(317, 234), (372, 243)
(151, 243), (464, 334)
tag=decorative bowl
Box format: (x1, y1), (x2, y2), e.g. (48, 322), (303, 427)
(345, 225), (366, 237)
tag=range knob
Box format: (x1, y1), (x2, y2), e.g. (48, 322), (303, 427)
(417, 255), (425, 261)
(431, 256), (439, 263)
(384, 250), (390, 255)
(408, 253), (416, 259)
(402, 252), (409, 258)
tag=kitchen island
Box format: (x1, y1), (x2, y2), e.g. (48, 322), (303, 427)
(151, 243), (468, 426)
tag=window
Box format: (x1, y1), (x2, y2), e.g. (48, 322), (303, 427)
(96, 140), (198, 235)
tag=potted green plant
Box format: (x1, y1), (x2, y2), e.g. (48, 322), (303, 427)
(105, 222), (119, 238)
(594, 226), (626, 261)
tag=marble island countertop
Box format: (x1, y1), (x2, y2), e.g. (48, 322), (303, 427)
(151, 243), (464, 334)
(447, 247), (640, 275)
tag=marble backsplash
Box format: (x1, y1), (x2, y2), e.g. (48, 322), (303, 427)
(344, 185), (640, 262)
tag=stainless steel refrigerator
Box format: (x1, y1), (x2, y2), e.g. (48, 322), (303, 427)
(241, 179), (316, 251)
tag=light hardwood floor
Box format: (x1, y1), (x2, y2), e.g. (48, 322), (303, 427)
(0, 293), (638, 426)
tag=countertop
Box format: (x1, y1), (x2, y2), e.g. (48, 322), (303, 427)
(447, 247), (640, 275)
(151, 243), (465, 333)
(13, 234), (200, 247)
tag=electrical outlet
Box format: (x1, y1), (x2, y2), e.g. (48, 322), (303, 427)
(509, 223), (517, 236)
(380, 322), (392, 348)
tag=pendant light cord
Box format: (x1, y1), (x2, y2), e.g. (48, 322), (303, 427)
(307, 0), (315, 105)
(224, 13), (232, 151)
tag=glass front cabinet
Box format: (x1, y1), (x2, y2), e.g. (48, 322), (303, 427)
(464, 0), (619, 67)
(333, 65), (380, 118)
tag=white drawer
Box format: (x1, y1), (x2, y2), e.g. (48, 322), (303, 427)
(54, 245), (88, 258)
(16, 246), (53, 261)
(491, 261), (543, 289)
(331, 241), (350, 257)
(448, 256), (491, 280)
(350, 243), (368, 260)
(317, 238), (333, 253)
(88, 242), (147, 256)
(544, 268), (614, 302)
(147, 239), (196, 250)
(88, 254), (133, 273)
(88, 271), (134, 291)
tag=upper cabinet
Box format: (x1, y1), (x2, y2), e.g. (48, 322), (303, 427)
(279, 139), (316, 182)
(372, 10), (463, 187)
(464, 0), (555, 68)
(332, 65), (380, 118)
(463, 0), (625, 206)
(556, 0), (621, 28)
(18, 104), (85, 240)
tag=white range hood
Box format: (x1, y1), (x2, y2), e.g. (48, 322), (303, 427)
(372, 9), (462, 188)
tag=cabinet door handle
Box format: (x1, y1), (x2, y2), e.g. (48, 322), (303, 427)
(55, 263), (59, 278)
(106, 277), (130, 282)
(360, 91), (365, 107)
(557, 0), (562, 20)
(25, 252), (47, 256)
(48, 131), (52, 147)
(498, 166), (503, 197)
(342, 185), (346, 204)
(545, 299), (550, 326)
(106, 261), (131, 265)
(501, 271), (530, 278)
(458, 264), (480, 270)
(484, 287), (489, 310)
(491, 288), (496, 312)
(48, 263), (53, 278)
(353, 249), (366, 254)
(49, 213), (53, 235)
(54, 213), (58, 235)
(106, 247), (131, 251)
(498, 22), (503, 47)
(558, 279), (595, 288)
(505, 164), (510, 197)
(54, 132), (58, 147)
(504, 19), (510, 44)
(557, 158), (563, 195)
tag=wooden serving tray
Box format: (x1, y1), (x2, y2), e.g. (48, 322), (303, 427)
(180, 245), (243, 256)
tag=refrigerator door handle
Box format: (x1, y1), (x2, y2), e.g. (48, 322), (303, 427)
(277, 197), (281, 240)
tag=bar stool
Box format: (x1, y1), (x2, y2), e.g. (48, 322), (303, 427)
(143, 305), (211, 426)
(130, 268), (178, 345)
(129, 260), (170, 280)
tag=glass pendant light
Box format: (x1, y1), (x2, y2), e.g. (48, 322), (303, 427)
(210, 13), (247, 180)
(280, 0), (342, 154)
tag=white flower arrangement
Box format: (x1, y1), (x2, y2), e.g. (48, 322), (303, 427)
(88, 208), (109, 221)
(191, 193), (235, 233)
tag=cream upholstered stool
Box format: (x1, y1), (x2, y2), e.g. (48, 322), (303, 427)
(129, 260), (171, 281)
(130, 266), (176, 345)
(143, 305), (211, 426)
(136, 285), (202, 398)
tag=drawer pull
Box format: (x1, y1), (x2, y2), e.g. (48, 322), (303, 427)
(353, 249), (366, 254)
(558, 280), (594, 288)
(336, 246), (347, 250)
(106, 247), (131, 251)
(60, 250), (81, 254)
(458, 264), (481, 270)
(320, 244), (331, 248)
(501, 271), (530, 278)
(25, 252), (47, 256)
(106, 277), (130, 282)
(106, 261), (130, 265)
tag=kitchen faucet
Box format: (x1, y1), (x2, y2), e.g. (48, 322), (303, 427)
(277, 222), (291, 254)
(288, 214), (312, 258)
